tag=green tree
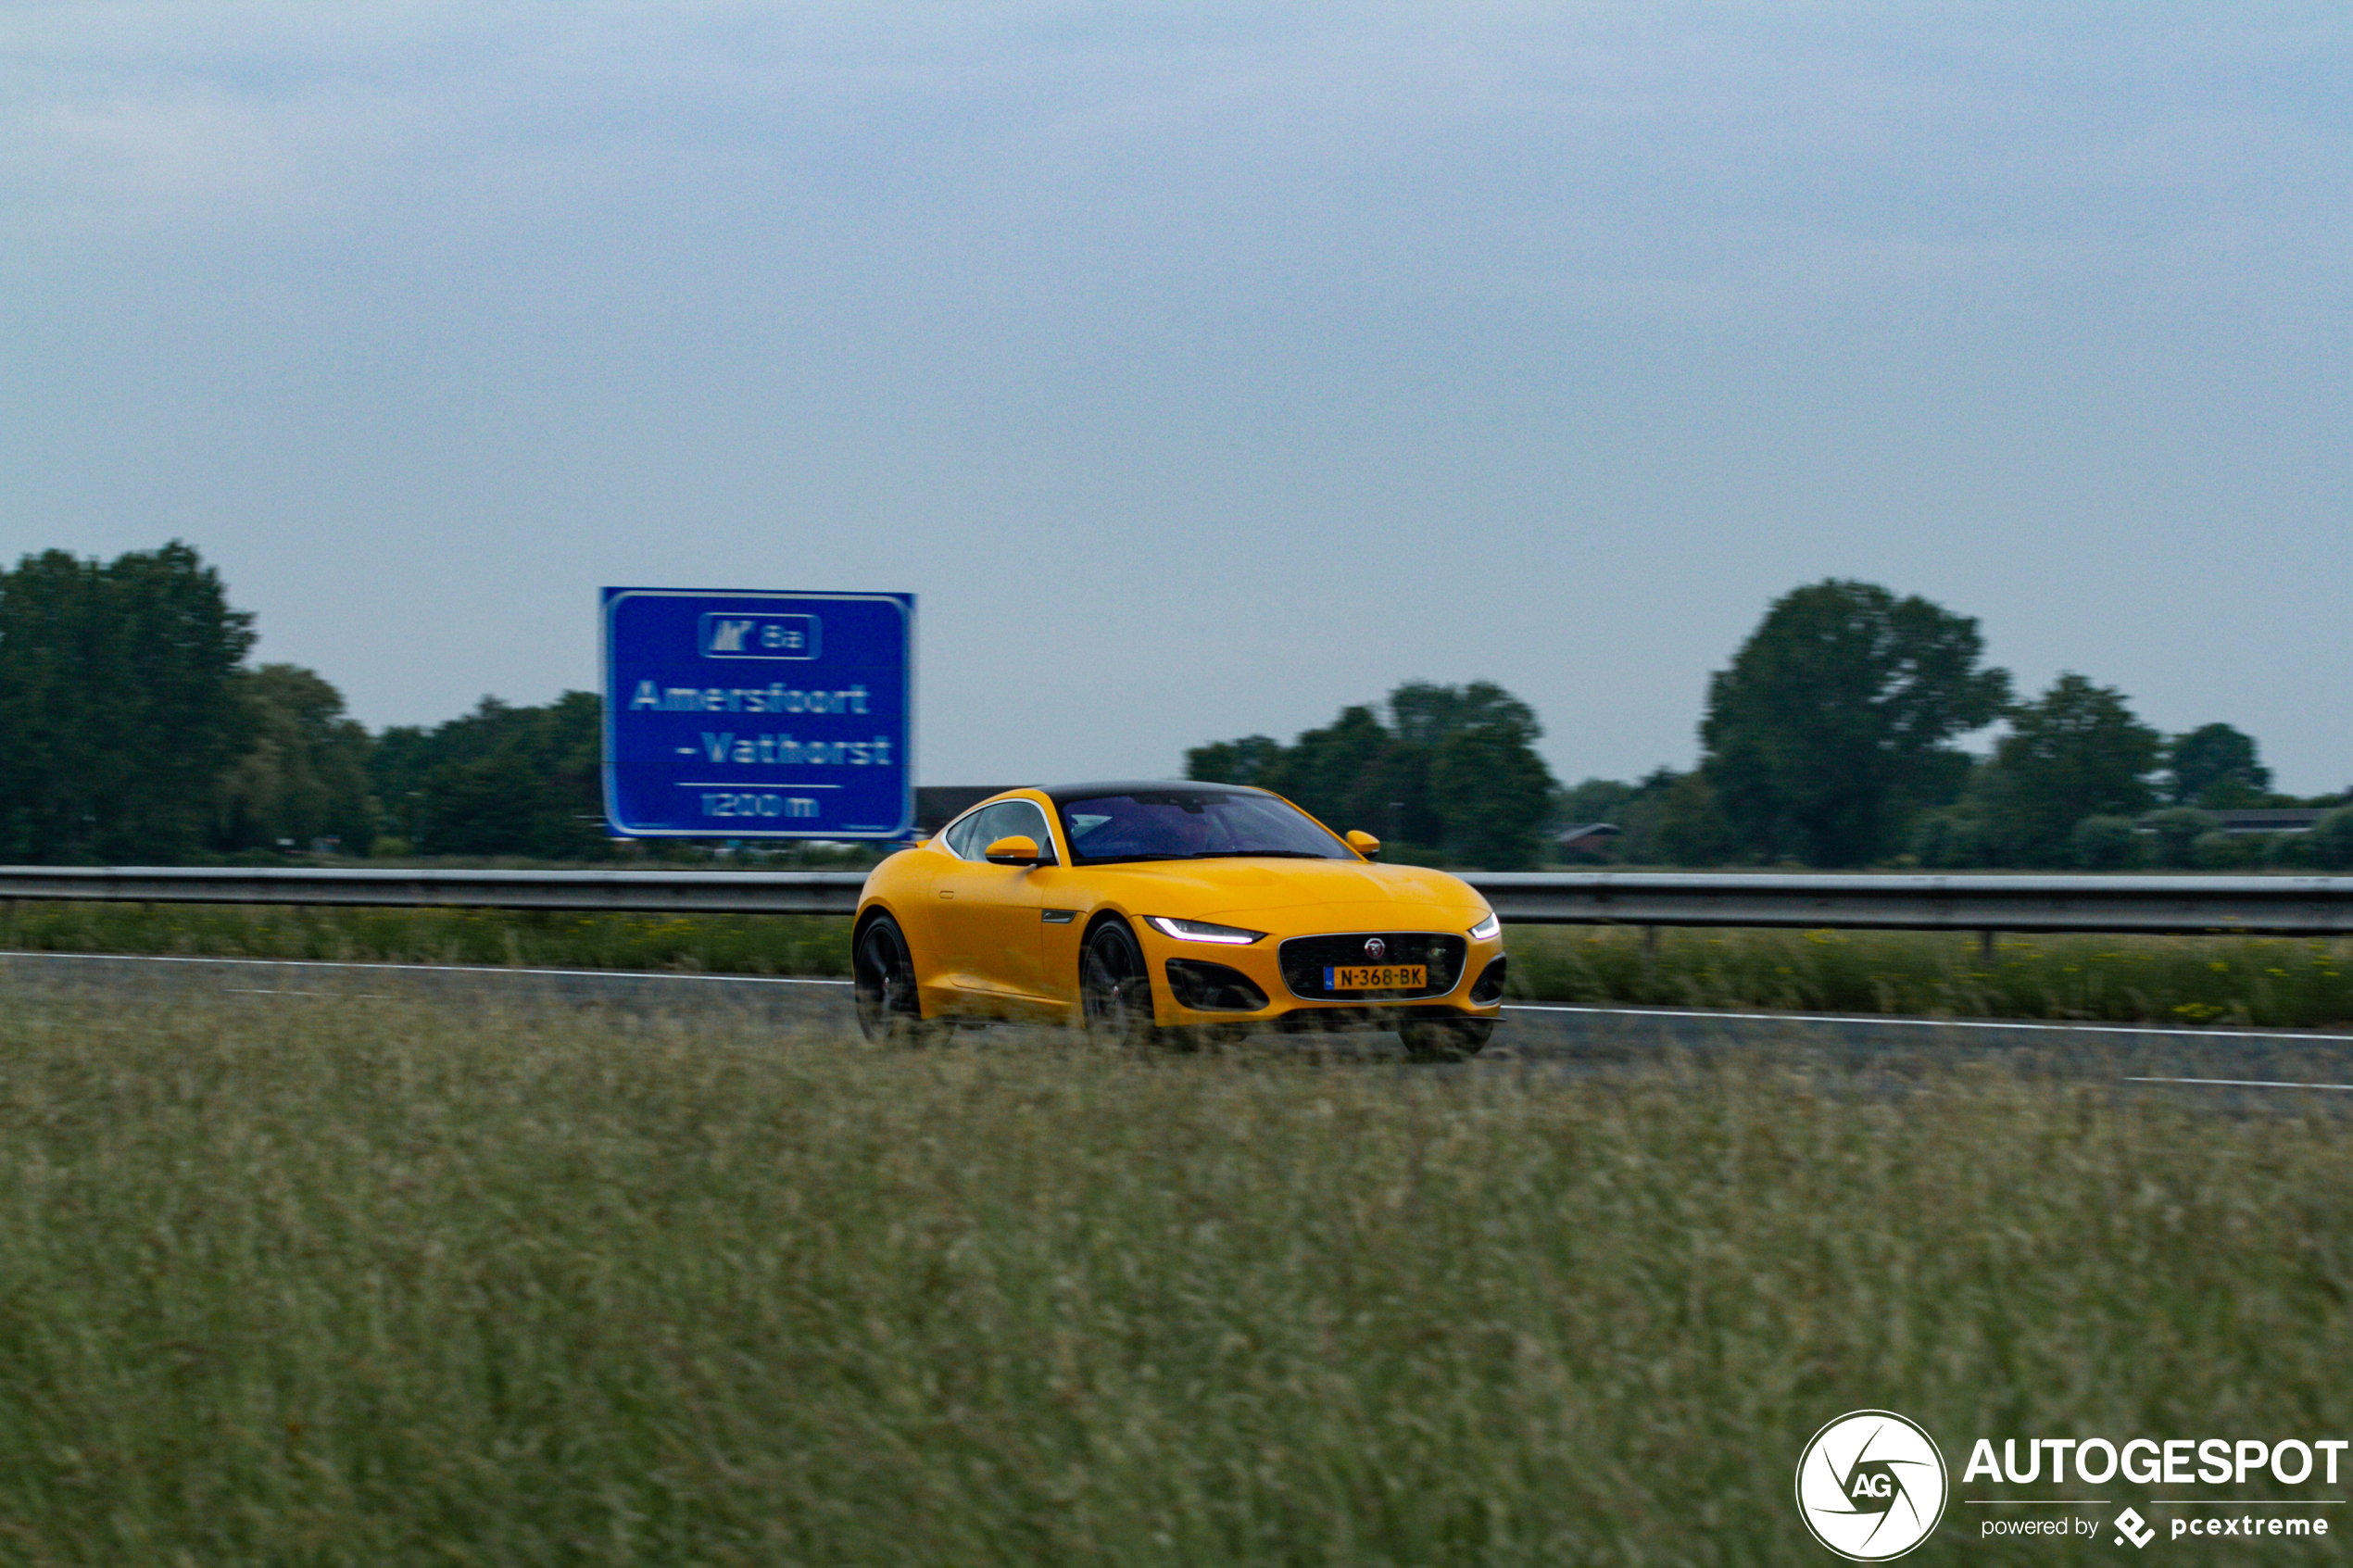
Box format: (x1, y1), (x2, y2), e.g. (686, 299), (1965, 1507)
(2163, 723), (2271, 807)
(1253, 705), (1392, 834)
(1388, 681), (1546, 859)
(1655, 772), (1738, 866)
(1995, 673), (2162, 865)
(1187, 708), (1438, 848)
(0, 542), (257, 862)
(1428, 721), (1554, 870)
(1700, 581), (2010, 867)
(370, 693), (606, 859)
(1183, 734), (1286, 787)
(213, 664), (375, 853)
(1185, 680), (1555, 866)
(1555, 776), (1641, 828)
(1559, 768), (1686, 864)
(1389, 681), (1539, 748)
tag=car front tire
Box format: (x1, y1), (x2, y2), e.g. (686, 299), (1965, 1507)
(1080, 918), (1166, 1049)
(853, 914), (940, 1046)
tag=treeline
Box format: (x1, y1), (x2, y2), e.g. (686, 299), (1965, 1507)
(9, 547), (2347, 872)
(1185, 580), (2350, 871)
(0, 544), (605, 864)
(1555, 580), (2353, 870)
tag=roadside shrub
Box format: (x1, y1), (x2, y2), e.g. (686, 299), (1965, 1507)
(1907, 808), (2001, 869)
(2069, 814), (2140, 870)
(2192, 830), (2260, 871)
(2144, 806), (2218, 869)
(2306, 807), (2353, 871)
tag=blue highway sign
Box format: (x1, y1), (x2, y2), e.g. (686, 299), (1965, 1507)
(602, 588), (914, 839)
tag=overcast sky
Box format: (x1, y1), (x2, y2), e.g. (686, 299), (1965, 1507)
(5, 2), (2347, 792)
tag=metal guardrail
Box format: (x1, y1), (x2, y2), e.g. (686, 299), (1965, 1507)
(0, 866), (869, 916)
(1465, 872), (2353, 936)
(0, 865), (2347, 935)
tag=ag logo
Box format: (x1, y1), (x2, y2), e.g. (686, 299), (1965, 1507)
(1795, 1411), (1948, 1561)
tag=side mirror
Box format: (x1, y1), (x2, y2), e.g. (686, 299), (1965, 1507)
(1345, 830), (1381, 859)
(983, 834), (1041, 866)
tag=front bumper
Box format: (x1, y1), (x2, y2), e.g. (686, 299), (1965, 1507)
(1137, 921), (1505, 1030)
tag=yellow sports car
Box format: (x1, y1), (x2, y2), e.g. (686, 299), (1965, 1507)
(850, 782), (1507, 1058)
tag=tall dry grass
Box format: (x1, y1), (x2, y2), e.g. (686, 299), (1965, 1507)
(0, 989), (2347, 1563)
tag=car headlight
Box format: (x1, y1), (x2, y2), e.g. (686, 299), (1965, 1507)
(1468, 911), (1501, 942)
(1145, 915), (1266, 946)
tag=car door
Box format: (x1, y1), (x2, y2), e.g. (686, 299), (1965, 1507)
(929, 800), (1052, 1010)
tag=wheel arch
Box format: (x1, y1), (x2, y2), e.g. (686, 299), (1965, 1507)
(1077, 905), (1139, 942)
(1077, 907), (1148, 972)
(851, 899), (924, 983)
(851, 899), (896, 947)
(1076, 909), (1166, 1016)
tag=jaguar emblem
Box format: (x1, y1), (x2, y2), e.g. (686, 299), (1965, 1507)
(1363, 937), (1387, 960)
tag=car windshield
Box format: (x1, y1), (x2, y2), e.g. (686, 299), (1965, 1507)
(1057, 790), (1352, 865)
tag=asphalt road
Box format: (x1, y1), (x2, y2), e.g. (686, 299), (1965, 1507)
(7, 949), (2351, 1098)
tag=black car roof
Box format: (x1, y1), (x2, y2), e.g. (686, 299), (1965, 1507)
(1038, 780), (1272, 807)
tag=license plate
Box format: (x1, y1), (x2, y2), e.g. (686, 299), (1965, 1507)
(1326, 964), (1427, 991)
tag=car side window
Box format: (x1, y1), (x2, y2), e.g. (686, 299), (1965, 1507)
(942, 809), (991, 859)
(943, 800), (1058, 865)
(995, 799), (1059, 865)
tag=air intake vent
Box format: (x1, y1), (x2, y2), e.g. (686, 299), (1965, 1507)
(1164, 959), (1270, 1012)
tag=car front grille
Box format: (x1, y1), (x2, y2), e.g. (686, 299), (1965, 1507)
(1277, 932), (1467, 1001)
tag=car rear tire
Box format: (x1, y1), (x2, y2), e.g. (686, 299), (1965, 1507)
(1080, 919), (1167, 1048)
(853, 915), (939, 1046)
(1399, 1018), (1492, 1062)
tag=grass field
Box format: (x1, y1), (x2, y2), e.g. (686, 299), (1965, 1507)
(6, 900), (2348, 1028)
(0, 901), (855, 979)
(0, 988), (2347, 1563)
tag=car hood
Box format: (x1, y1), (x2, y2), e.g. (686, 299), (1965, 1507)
(1090, 858), (1488, 925)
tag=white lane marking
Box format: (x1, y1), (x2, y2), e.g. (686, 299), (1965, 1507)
(1504, 1002), (2347, 1045)
(2125, 1076), (2353, 1092)
(0, 951), (854, 987)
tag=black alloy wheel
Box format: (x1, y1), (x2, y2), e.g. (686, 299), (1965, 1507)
(1080, 919), (1166, 1048)
(1399, 1017), (1494, 1063)
(853, 915), (937, 1046)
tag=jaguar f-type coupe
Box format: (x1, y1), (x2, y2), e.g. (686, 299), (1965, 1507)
(850, 782), (1507, 1057)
